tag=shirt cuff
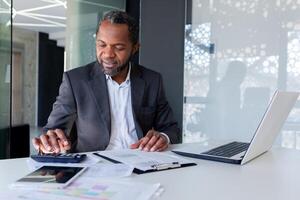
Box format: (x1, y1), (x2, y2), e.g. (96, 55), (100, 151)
(159, 132), (170, 144)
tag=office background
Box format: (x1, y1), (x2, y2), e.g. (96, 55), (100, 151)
(0, 0), (300, 159)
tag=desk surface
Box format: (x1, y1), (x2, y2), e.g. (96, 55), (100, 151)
(1, 143), (300, 200)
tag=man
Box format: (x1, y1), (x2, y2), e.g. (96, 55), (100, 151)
(32, 10), (180, 154)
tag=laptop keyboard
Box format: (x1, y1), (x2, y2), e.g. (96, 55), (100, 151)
(202, 142), (250, 158)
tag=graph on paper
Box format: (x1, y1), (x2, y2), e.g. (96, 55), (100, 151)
(32, 177), (160, 200)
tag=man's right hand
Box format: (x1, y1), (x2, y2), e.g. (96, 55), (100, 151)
(32, 129), (71, 154)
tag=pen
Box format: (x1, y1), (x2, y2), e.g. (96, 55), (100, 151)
(93, 152), (122, 164)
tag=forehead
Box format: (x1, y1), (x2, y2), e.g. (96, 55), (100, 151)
(97, 20), (131, 43)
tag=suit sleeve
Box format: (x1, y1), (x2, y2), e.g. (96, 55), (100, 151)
(154, 74), (181, 144)
(43, 72), (77, 135)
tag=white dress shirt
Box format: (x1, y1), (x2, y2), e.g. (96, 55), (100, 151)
(105, 63), (170, 150)
(105, 64), (138, 150)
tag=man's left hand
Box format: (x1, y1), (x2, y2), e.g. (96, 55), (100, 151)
(130, 129), (168, 152)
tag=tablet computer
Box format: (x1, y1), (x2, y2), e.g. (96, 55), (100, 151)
(11, 165), (86, 189)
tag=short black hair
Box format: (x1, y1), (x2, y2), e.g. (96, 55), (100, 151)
(96, 10), (139, 44)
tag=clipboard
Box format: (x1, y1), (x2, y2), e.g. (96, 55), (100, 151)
(93, 152), (197, 174)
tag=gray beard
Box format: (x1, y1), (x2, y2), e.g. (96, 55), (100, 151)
(98, 56), (131, 77)
(102, 61), (129, 77)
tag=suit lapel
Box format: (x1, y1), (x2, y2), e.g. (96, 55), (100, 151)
(86, 62), (145, 139)
(130, 64), (145, 138)
(87, 62), (111, 135)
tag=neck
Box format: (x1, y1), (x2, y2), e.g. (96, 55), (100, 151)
(112, 64), (129, 84)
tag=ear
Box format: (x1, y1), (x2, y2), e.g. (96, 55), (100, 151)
(132, 43), (140, 54)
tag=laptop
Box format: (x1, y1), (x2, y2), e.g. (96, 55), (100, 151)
(173, 90), (299, 165)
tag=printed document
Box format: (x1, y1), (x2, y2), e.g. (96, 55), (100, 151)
(97, 149), (194, 171)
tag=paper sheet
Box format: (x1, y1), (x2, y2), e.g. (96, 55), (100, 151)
(82, 163), (134, 178)
(0, 177), (161, 200)
(97, 149), (193, 171)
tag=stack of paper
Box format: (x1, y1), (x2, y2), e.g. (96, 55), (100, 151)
(1, 152), (163, 200)
(1, 177), (161, 200)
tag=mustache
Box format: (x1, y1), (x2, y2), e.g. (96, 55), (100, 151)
(97, 59), (130, 76)
(101, 59), (117, 64)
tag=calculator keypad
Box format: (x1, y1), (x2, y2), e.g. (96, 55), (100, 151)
(30, 153), (87, 163)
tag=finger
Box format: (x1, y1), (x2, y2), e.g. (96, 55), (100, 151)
(156, 143), (168, 152)
(47, 131), (60, 153)
(139, 137), (151, 150)
(58, 140), (67, 153)
(32, 138), (51, 154)
(150, 136), (167, 152)
(55, 129), (69, 146)
(39, 145), (52, 154)
(138, 130), (155, 149)
(143, 133), (160, 152)
(55, 129), (71, 151)
(140, 130), (158, 151)
(40, 134), (53, 152)
(130, 140), (141, 149)
(32, 138), (41, 151)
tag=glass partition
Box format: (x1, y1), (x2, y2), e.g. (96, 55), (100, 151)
(66, 0), (125, 70)
(183, 0), (300, 149)
(5, 0), (125, 155)
(0, 0), (11, 158)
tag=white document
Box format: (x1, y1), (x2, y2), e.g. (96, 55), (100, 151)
(82, 163), (133, 178)
(97, 149), (194, 171)
(0, 177), (161, 200)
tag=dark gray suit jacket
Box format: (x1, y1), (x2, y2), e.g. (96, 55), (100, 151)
(44, 61), (180, 152)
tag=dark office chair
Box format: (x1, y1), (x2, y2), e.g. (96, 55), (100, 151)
(0, 124), (30, 159)
(10, 124), (30, 158)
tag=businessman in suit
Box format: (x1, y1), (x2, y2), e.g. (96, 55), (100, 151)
(32, 10), (180, 154)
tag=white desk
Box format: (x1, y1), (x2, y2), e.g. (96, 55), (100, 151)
(0, 143), (300, 200)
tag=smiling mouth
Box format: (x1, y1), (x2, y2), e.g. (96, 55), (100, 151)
(103, 62), (117, 68)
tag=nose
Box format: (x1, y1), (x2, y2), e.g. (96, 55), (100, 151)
(103, 46), (116, 58)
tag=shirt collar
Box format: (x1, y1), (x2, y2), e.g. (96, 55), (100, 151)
(105, 62), (131, 83)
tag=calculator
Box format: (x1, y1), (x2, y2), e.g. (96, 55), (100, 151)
(30, 153), (87, 163)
